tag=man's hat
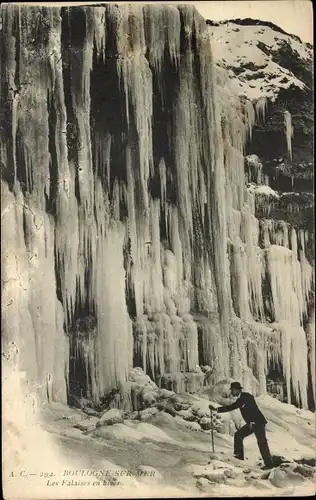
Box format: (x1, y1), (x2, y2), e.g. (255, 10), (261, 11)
(230, 381), (243, 390)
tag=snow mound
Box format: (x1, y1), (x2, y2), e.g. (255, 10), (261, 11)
(93, 422), (143, 441)
(133, 422), (178, 443)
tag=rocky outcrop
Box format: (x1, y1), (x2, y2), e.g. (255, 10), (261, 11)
(207, 18), (313, 190)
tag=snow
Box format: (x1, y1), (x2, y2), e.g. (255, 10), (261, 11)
(208, 21), (312, 101)
(94, 422), (143, 441)
(253, 185), (280, 198)
(126, 422), (178, 444)
(3, 361), (315, 499)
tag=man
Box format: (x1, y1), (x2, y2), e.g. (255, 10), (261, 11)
(209, 381), (274, 469)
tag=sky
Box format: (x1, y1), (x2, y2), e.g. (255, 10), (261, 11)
(194, 0), (313, 44)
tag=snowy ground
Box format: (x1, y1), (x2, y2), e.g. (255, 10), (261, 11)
(3, 385), (316, 499)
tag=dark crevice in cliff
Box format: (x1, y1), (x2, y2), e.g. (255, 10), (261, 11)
(0, 90), (14, 188)
(303, 291), (316, 329)
(262, 267), (274, 323)
(54, 251), (65, 311)
(90, 42), (129, 196)
(179, 10), (189, 56)
(22, 205), (28, 248)
(148, 46), (180, 209)
(197, 328), (204, 366)
(60, 7), (81, 204)
(13, 9), (20, 91)
(0, 11), (19, 188)
(228, 243), (240, 318)
(266, 366), (287, 401)
(15, 126), (29, 194)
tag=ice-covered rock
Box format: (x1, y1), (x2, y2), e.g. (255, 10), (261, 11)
(158, 388), (175, 398)
(74, 417), (99, 431)
(152, 411), (178, 428)
(254, 185), (280, 199)
(293, 464), (315, 478)
(129, 367), (159, 388)
(97, 408), (124, 426)
(177, 409), (194, 421)
(130, 407), (159, 421)
(224, 469), (241, 479)
(210, 460), (239, 471)
(155, 402), (177, 416)
(196, 469), (227, 484)
(268, 468), (288, 488)
(191, 398), (212, 417)
(129, 367), (159, 410)
(283, 469), (307, 485)
(83, 407), (101, 417)
(196, 477), (214, 492)
(183, 420), (202, 432)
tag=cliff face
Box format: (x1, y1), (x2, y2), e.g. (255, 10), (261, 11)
(207, 18), (314, 408)
(1, 5), (314, 411)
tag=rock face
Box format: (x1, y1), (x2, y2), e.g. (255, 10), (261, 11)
(1, 5), (314, 412)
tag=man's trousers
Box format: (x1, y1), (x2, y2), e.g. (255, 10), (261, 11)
(234, 423), (273, 466)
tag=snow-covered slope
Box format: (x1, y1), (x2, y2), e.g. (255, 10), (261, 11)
(207, 19), (312, 101)
(3, 369), (316, 499)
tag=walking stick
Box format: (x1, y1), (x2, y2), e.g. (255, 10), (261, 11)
(210, 408), (215, 452)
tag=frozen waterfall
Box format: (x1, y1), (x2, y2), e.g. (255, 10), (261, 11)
(1, 4), (314, 410)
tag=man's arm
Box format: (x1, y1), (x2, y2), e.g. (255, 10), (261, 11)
(217, 399), (242, 413)
(210, 398), (242, 413)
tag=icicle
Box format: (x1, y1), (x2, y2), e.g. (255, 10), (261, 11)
(92, 6), (106, 59)
(243, 222), (264, 320)
(255, 97), (268, 123)
(245, 155), (263, 185)
(266, 244), (313, 407)
(229, 239), (251, 320)
(142, 4), (181, 73)
(198, 319), (228, 381)
(144, 198), (164, 315)
(284, 110), (293, 160)
(93, 222), (133, 395)
(159, 158), (167, 207)
(244, 100), (256, 141)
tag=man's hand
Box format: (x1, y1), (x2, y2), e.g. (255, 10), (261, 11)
(248, 422), (256, 430)
(209, 403), (218, 411)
